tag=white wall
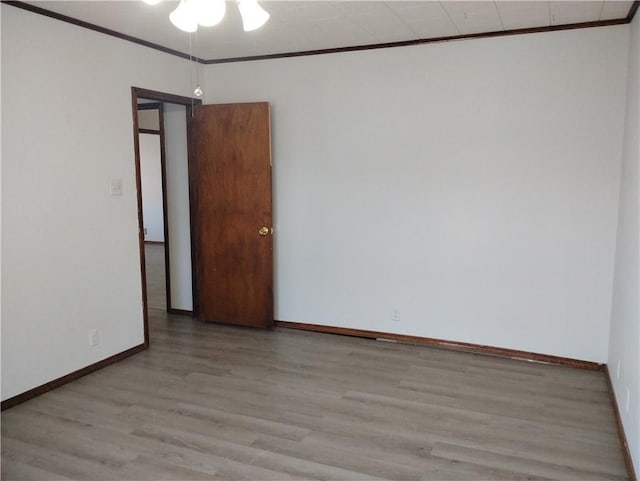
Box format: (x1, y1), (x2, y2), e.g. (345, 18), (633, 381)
(205, 25), (629, 363)
(1, 5), (194, 400)
(609, 13), (640, 477)
(139, 133), (165, 242)
(0, 2), (633, 405)
(164, 103), (193, 311)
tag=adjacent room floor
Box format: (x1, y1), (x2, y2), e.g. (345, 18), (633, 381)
(144, 243), (166, 310)
(1, 307), (629, 480)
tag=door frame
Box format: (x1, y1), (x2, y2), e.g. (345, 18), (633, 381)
(131, 87), (202, 346)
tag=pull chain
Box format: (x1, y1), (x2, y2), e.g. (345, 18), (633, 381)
(193, 29), (203, 98)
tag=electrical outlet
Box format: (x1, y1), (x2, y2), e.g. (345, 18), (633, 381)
(392, 309), (400, 322)
(625, 387), (630, 413)
(110, 178), (123, 196)
(616, 360), (621, 380)
(89, 329), (99, 347)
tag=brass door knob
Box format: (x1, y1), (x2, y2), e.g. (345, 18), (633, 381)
(259, 226), (270, 236)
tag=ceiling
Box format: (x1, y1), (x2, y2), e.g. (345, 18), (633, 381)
(24, 1), (636, 62)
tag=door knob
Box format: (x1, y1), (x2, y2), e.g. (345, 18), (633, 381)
(259, 226), (270, 236)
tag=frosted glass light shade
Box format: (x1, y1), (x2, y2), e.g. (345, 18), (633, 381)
(238, 0), (270, 31)
(169, 0), (198, 32)
(143, 0), (162, 5)
(193, 0), (226, 26)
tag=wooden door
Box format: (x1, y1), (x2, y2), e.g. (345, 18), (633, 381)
(190, 102), (273, 328)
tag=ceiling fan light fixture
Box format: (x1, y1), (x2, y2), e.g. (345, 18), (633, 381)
(193, 0), (226, 27)
(238, 0), (270, 32)
(169, 0), (198, 33)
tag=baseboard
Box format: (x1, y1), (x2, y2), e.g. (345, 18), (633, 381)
(275, 321), (603, 371)
(168, 308), (193, 316)
(1, 343), (146, 411)
(604, 366), (637, 481)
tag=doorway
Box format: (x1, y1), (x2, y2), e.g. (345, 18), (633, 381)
(131, 87), (201, 345)
(137, 102), (166, 310)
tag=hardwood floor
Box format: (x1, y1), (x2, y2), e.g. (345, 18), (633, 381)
(1, 310), (628, 480)
(144, 243), (166, 310)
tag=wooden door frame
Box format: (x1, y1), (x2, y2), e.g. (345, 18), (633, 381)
(131, 87), (202, 346)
